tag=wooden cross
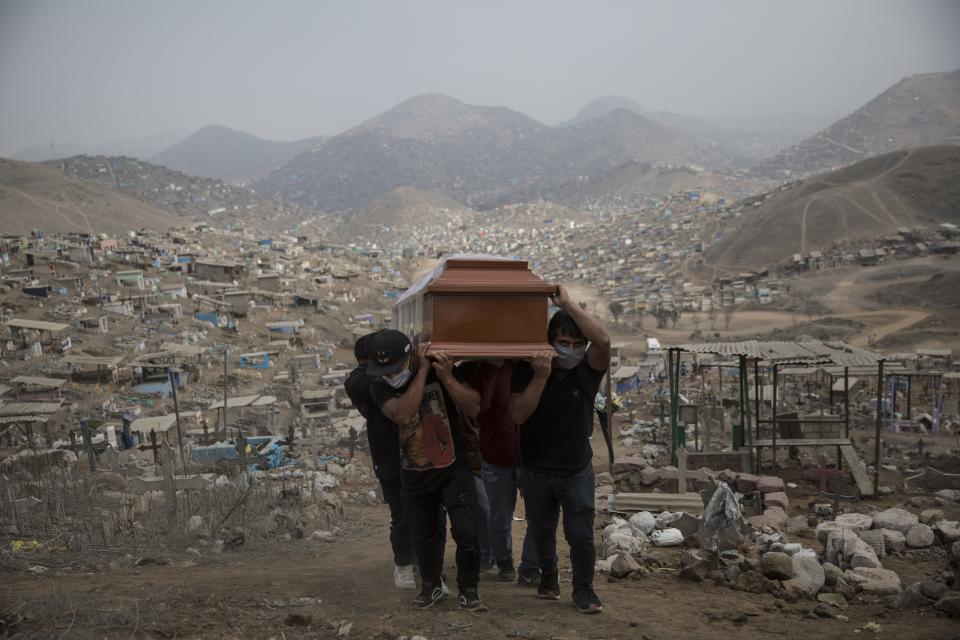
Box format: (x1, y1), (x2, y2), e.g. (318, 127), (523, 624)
(138, 429), (162, 466)
(201, 418), (210, 445)
(676, 445), (688, 495)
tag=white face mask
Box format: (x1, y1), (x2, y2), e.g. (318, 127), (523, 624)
(553, 342), (586, 370)
(384, 368), (412, 389)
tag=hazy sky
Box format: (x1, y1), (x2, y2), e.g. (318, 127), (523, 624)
(1, 0), (958, 156)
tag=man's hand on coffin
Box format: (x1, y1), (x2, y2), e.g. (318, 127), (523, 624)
(551, 284), (572, 309)
(530, 349), (554, 379)
(430, 350), (455, 383)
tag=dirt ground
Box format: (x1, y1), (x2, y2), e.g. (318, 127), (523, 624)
(4, 433), (960, 640)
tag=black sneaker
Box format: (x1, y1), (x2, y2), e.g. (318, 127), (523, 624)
(479, 559), (495, 573)
(536, 574), (560, 600)
(517, 567), (540, 587)
(497, 561), (517, 582)
(413, 583), (446, 610)
(458, 589), (488, 612)
(572, 587), (602, 614)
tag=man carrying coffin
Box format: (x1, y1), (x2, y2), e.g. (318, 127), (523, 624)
(510, 285), (610, 614)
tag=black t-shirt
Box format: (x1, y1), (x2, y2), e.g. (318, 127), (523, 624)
(344, 364), (400, 481)
(511, 358), (606, 475)
(369, 368), (468, 490)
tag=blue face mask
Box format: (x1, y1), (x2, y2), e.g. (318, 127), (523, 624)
(553, 342), (586, 369)
(384, 368), (412, 389)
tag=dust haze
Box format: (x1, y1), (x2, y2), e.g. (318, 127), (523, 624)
(1, 0), (959, 156)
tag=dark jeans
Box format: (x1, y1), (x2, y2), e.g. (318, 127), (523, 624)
(474, 474), (493, 564)
(481, 461), (538, 571)
(402, 466), (481, 592)
(379, 475), (413, 566)
(518, 463), (596, 591)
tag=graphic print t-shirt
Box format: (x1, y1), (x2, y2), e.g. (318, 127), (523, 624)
(370, 369), (467, 489)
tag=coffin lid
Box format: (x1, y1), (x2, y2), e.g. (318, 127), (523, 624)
(396, 254), (554, 305)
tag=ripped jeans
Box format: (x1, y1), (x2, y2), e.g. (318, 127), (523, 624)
(402, 465), (481, 593)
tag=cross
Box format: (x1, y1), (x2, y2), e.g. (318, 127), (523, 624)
(79, 419), (97, 473)
(201, 418), (210, 445)
(917, 438), (925, 458)
(676, 445), (688, 494)
(138, 429), (162, 466)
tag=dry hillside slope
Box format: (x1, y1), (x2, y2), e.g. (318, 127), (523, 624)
(0, 158), (185, 233)
(347, 186), (474, 229)
(705, 145), (960, 271)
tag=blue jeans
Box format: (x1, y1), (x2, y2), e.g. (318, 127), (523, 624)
(474, 474), (493, 564)
(482, 461), (538, 571)
(518, 464), (596, 590)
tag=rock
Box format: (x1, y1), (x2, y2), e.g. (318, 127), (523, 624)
(595, 471), (614, 486)
(878, 528), (906, 554)
(284, 613), (312, 627)
(679, 550), (709, 582)
(857, 529), (886, 558)
(933, 592), (960, 617)
(603, 530), (647, 557)
(718, 469), (739, 485)
(919, 508), (944, 525)
(871, 508), (919, 534)
(835, 513), (873, 530)
(898, 582), (936, 609)
(817, 592), (848, 608)
(734, 570), (773, 594)
(813, 503), (833, 518)
(813, 604), (834, 618)
(877, 485), (894, 496)
(815, 521), (860, 546)
(628, 511), (657, 536)
(611, 455), (647, 474)
(764, 492), (789, 511)
(651, 528), (683, 547)
(905, 523), (935, 548)
(672, 513), (701, 538)
(825, 530), (882, 570)
(846, 567), (903, 595)
(756, 532), (785, 549)
(786, 554), (825, 596)
(756, 476), (785, 494)
(655, 511), (681, 529)
(786, 515), (811, 536)
(934, 489), (960, 503)
(822, 562), (844, 587)
(919, 579), (949, 601)
(749, 507), (789, 531)
(610, 552), (641, 578)
(777, 543), (803, 557)
(933, 520), (960, 544)
(735, 473), (759, 494)
(639, 466), (659, 486)
(761, 552), (795, 580)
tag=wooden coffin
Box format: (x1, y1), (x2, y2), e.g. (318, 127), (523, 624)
(394, 257), (556, 358)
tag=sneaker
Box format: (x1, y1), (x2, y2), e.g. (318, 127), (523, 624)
(572, 587), (602, 614)
(394, 564), (416, 590)
(479, 559), (495, 573)
(517, 567), (541, 588)
(440, 576), (450, 596)
(536, 574), (560, 600)
(413, 583), (446, 610)
(497, 561), (517, 582)
(458, 589), (488, 612)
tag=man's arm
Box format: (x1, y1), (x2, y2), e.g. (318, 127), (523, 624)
(381, 344), (430, 427)
(431, 351), (481, 418)
(553, 284), (611, 372)
(509, 350), (554, 425)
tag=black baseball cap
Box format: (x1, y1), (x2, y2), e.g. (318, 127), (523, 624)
(354, 330), (383, 361)
(366, 329), (413, 376)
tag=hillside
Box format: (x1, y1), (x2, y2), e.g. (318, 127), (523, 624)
(42, 155), (316, 232)
(561, 96), (646, 125)
(151, 125), (324, 183)
(347, 186), (474, 229)
(754, 70), (960, 178)
(704, 145), (960, 271)
(254, 94), (708, 211)
(0, 158), (185, 233)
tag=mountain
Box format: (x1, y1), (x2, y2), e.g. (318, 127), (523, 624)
(254, 94), (707, 212)
(0, 158), (185, 233)
(41, 154), (316, 233)
(99, 130), (190, 160)
(151, 125), (324, 183)
(753, 70), (960, 178)
(562, 96), (645, 125)
(703, 145), (960, 271)
(348, 186), (474, 229)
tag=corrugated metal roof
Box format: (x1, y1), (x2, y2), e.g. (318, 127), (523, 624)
(0, 402), (62, 416)
(0, 414), (50, 424)
(4, 318), (69, 332)
(130, 414), (178, 431)
(11, 376), (68, 388)
(670, 340), (893, 368)
(207, 394), (277, 410)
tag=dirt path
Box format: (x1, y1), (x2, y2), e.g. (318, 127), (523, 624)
(3, 499), (956, 640)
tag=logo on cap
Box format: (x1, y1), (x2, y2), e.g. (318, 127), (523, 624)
(376, 350), (391, 364)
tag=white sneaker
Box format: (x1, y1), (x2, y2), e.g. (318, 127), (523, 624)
(394, 564), (416, 590)
(441, 577), (450, 596)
